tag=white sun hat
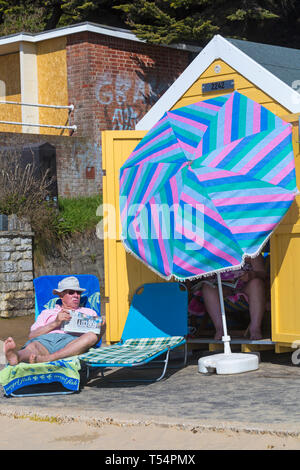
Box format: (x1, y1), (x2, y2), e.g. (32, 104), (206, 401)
(53, 276), (86, 295)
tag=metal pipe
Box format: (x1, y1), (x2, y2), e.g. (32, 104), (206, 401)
(0, 120), (77, 130)
(0, 100), (74, 111)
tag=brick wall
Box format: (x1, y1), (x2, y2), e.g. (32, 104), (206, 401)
(67, 32), (190, 138)
(66, 32), (191, 193)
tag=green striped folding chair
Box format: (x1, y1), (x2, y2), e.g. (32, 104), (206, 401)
(79, 282), (188, 382)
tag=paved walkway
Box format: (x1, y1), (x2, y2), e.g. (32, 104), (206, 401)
(1, 349), (300, 436)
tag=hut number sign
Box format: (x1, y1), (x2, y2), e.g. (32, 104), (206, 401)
(202, 80), (234, 93)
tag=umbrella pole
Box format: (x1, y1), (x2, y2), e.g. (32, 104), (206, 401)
(216, 272), (232, 355)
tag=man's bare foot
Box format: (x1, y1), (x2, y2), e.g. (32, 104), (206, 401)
(4, 337), (19, 365)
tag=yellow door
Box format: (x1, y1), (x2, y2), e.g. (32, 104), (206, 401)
(270, 115), (300, 349)
(101, 130), (165, 343)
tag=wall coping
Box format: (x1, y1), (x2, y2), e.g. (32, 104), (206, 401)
(0, 231), (34, 237)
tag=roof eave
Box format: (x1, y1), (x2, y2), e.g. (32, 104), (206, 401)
(136, 35), (300, 130)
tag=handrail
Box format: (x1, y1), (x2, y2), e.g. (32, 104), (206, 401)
(0, 100), (74, 111)
(0, 120), (77, 131)
(0, 100), (76, 131)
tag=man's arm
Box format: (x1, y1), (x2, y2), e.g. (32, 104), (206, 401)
(28, 309), (71, 339)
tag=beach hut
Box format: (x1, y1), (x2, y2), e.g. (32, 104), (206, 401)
(101, 35), (300, 353)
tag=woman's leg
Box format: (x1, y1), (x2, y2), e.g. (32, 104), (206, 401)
(243, 278), (265, 340)
(202, 282), (231, 340)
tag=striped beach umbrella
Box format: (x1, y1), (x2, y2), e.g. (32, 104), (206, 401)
(120, 91), (297, 280)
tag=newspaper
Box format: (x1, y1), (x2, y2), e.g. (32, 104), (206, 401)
(63, 310), (102, 334)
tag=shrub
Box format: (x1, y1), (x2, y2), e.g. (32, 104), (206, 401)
(0, 146), (58, 251)
(55, 195), (102, 237)
(0, 146), (102, 261)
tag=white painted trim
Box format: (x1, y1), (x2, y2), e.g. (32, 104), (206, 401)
(136, 35), (300, 130)
(19, 42), (39, 133)
(0, 22), (199, 52)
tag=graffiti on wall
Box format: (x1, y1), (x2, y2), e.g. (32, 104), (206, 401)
(95, 72), (169, 130)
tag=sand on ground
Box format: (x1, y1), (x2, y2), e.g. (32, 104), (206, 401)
(0, 413), (300, 450)
(0, 315), (34, 350)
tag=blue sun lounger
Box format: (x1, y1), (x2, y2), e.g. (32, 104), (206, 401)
(0, 274), (102, 397)
(79, 282), (188, 382)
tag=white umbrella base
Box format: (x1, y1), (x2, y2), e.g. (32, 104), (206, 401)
(198, 352), (259, 375)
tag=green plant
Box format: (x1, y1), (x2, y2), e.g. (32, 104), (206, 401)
(55, 195), (103, 237)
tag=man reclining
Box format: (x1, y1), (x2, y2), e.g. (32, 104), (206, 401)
(4, 276), (105, 365)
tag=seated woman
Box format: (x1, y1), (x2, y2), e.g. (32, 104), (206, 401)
(201, 254), (267, 340)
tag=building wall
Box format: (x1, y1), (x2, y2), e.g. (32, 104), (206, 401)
(37, 37), (69, 136)
(0, 52), (21, 133)
(66, 31), (191, 194)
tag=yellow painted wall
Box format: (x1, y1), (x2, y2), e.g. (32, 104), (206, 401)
(102, 58), (300, 348)
(0, 52), (21, 133)
(37, 37), (69, 135)
(172, 59), (290, 116)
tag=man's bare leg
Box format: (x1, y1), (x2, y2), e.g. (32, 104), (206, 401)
(4, 337), (49, 365)
(32, 332), (99, 363)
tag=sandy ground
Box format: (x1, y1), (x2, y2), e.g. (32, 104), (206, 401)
(0, 315), (34, 349)
(1, 316), (300, 451)
(0, 413), (300, 450)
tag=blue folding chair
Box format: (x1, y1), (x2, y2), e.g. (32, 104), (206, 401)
(80, 282), (188, 382)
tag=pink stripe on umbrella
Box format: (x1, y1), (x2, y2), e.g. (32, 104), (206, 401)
(214, 192), (295, 206)
(195, 101), (223, 112)
(210, 138), (243, 167)
(175, 226), (204, 246)
(239, 126), (292, 174)
(150, 197), (171, 276)
(223, 93), (234, 145)
(138, 163), (165, 208)
(130, 127), (173, 158)
(196, 168), (236, 181)
(203, 239), (241, 265)
(169, 112), (208, 132)
(253, 101), (261, 133)
(269, 160), (294, 185)
(121, 165), (144, 220)
(138, 142), (184, 164)
(173, 255), (206, 275)
(179, 140), (200, 156)
(132, 218), (146, 262)
(180, 193), (227, 227)
(230, 223), (277, 234)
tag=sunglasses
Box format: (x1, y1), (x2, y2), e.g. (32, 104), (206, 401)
(64, 290), (81, 295)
